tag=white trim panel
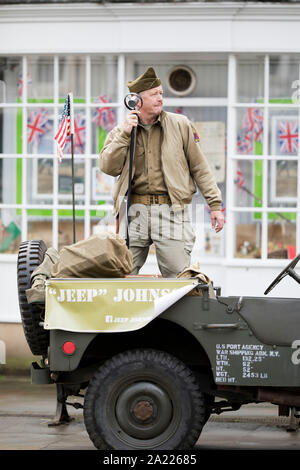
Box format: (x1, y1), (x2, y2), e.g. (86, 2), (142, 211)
(2, 3), (300, 54)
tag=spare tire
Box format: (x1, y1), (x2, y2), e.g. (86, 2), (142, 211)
(17, 240), (49, 356)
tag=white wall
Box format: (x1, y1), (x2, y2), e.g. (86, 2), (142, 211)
(1, 3), (300, 55)
(0, 256), (21, 323)
(141, 256), (300, 298)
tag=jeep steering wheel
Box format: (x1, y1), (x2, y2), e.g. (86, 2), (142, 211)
(264, 253), (300, 295)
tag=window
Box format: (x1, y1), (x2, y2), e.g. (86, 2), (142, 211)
(0, 55), (119, 253)
(230, 54), (300, 261)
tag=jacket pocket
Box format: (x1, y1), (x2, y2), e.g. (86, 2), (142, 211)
(135, 142), (145, 157)
(134, 146), (146, 177)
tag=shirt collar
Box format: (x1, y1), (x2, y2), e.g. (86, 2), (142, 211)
(138, 113), (162, 128)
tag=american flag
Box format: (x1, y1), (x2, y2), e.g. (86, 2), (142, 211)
(277, 119), (298, 154)
(54, 95), (71, 162)
(65, 112), (86, 154)
(27, 108), (50, 145)
(92, 95), (115, 131)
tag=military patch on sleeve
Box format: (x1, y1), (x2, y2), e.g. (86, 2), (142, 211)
(191, 125), (199, 143)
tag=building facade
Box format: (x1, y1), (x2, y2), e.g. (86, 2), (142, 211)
(1, 1), (300, 324)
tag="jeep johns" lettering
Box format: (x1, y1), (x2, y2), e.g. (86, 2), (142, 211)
(54, 288), (107, 302)
(50, 287), (176, 303)
(113, 288), (176, 302)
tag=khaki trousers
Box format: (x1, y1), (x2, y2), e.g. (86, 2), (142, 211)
(123, 203), (195, 278)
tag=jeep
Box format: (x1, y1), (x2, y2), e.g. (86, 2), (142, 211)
(17, 239), (300, 450)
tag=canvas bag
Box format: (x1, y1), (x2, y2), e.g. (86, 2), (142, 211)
(177, 262), (216, 298)
(26, 246), (60, 304)
(51, 232), (133, 279)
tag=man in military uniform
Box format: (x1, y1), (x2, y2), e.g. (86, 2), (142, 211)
(99, 67), (224, 277)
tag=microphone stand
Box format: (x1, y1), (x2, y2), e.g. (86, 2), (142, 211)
(124, 93), (143, 248)
(126, 125), (136, 247)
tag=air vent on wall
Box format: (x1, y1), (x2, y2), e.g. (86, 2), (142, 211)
(166, 65), (196, 97)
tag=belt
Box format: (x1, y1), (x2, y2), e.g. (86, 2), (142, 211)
(130, 193), (171, 205)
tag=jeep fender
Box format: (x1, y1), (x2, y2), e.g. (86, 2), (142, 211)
(49, 330), (98, 372)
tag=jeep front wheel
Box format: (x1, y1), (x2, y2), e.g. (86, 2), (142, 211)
(83, 349), (206, 450)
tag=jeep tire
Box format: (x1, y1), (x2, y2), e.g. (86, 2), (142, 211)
(83, 349), (206, 450)
(17, 240), (49, 356)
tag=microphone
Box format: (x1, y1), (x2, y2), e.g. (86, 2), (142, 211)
(124, 93), (143, 111)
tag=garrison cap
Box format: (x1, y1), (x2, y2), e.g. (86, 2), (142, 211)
(127, 67), (161, 93)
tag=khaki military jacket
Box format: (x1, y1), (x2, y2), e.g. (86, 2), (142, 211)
(99, 111), (222, 215)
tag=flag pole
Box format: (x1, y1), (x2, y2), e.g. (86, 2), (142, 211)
(69, 92), (76, 244)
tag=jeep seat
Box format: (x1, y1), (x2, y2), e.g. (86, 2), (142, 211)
(238, 297), (300, 346)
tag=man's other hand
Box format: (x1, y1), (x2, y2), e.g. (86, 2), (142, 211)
(210, 210), (225, 233)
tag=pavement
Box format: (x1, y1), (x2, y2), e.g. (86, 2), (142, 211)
(0, 376), (300, 452)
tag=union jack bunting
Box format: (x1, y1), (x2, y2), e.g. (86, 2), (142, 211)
(175, 107), (190, 119)
(54, 95), (71, 162)
(92, 95), (115, 131)
(237, 133), (253, 154)
(238, 107), (264, 154)
(27, 108), (51, 145)
(65, 112), (86, 155)
(277, 119), (298, 154)
(18, 72), (32, 99)
(243, 107), (264, 142)
(236, 163), (245, 188)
